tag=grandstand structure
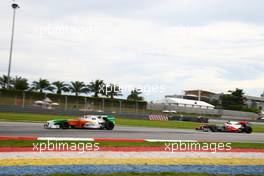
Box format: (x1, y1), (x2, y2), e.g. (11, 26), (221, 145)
(165, 90), (217, 102)
(155, 97), (215, 109)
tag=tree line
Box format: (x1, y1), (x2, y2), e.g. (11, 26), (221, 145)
(0, 75), (144, 101)
(212, 88), (260, 113)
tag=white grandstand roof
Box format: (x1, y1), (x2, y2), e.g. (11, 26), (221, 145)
(156, 97), (215, 108)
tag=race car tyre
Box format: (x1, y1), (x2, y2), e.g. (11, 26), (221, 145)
(60, 122), (69, 129)
(244, 126), (252, 134)
(44, 124), (48, 129)
(104, 121), (114, 130)
(202, 128), (209, 132)
(209, 126), (218, 132)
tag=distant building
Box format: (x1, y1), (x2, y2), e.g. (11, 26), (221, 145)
(261, 91), (264, 98)
(166, 90), (217, 102)
(163, 89), (264, 111)
(155, 97), (215, 109)
(33, 97), (59, 110)
(185, 90), (216, 100)
(244, 95), (264, 111)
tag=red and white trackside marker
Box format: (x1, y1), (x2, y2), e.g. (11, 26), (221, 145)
(149, 115), (168, 121)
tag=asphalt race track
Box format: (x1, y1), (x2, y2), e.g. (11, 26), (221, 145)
(0, 122), (263, 142)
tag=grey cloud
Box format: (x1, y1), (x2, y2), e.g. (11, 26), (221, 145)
(1, 1), (264, 100)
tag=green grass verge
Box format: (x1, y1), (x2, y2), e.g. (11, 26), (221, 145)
(0, 112), (200, 129)
(146, 109), (221, 118)
(0, 112), (264, 133)
(117, 118), (264, 133)
(0, 140), (263, 148)
(0, 112), (69, 122)
(117, 118), (201, 130)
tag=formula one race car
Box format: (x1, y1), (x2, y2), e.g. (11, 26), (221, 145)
(44, 115), (115, 130)
(196, 121), (252, 133)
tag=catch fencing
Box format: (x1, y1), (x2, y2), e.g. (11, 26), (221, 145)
(0, 105), (150, 120)
(0, 89), (147, 114)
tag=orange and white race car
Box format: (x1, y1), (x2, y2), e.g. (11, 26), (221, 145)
(44, 115), (115, 130)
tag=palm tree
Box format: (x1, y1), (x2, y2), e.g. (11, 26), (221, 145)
(105, 84), (122, 99)
(31, 78), (53, 93)
(88, 80), (105, 97)
(127, 88), (144, 101)
(12, 76), (29, 91)
(0, 75), (9, 89)
(52, 81), (69, 95)
(69, 81), (88, 96)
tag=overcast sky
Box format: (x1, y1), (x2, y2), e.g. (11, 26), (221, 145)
(1, 0), (264, 100)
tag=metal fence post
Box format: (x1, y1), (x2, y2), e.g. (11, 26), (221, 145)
(136, 101), (138, 113)
(65, 95), (67, 110)
(22, 91), (25, 107)
(119, 100), (122, 113)
(102, 98), (104, 111)
(84, 97), (87, 110)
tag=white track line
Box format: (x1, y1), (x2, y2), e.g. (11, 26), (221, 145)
(146, 139), (198, 142)
(37, 137), (95, 141)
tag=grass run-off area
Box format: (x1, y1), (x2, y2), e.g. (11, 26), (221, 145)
(0, 140), (264, 148)
(0, 112), (264, 133)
